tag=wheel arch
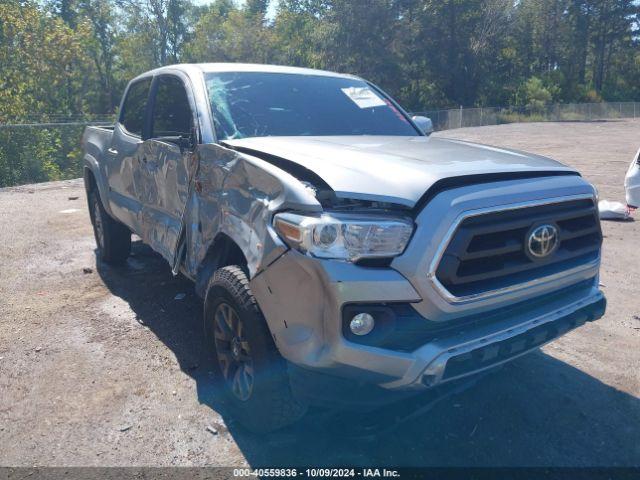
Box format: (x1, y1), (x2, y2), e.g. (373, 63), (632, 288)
(195, 233), (249, 298)
(83, 158), (113, 217)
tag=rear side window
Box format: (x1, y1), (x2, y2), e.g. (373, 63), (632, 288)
(120, 78), (151, 137)
(151, 76), (193, 137)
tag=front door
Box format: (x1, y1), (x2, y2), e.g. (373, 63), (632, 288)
(140, 74), (198, 265)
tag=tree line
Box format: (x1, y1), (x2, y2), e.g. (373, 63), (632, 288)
(0, 0), (638, 186)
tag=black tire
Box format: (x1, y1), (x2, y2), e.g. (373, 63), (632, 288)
(204, 265), (307, 433)
(88, 190), (131, 265)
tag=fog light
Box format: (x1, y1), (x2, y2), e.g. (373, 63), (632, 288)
(350, 313), (375, 336)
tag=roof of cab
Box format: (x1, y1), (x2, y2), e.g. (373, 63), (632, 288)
(133, 63), (359, 82)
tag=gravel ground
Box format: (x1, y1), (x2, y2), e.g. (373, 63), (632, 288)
(0, 120), (639, 467)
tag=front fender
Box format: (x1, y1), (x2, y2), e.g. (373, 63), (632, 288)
(189, 143), (323, 280)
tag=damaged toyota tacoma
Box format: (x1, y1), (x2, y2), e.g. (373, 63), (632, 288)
(82, 63), (606, 432)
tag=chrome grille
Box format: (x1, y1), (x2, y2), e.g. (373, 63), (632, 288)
(435, 198), (601, 298)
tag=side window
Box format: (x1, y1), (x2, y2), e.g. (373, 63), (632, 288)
(120, 78), (151, 137)
(151, 76), (193, 137)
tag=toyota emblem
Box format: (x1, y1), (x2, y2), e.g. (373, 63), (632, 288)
(527, 224), (559, 258)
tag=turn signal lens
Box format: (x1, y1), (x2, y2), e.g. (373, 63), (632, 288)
(274, 217), (302, 243)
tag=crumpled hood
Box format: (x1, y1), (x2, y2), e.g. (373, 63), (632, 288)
(223, 135), (576, 207)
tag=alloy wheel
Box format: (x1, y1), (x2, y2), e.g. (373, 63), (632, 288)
(213, 302), (254, 401)
(93, 198), (105, 250)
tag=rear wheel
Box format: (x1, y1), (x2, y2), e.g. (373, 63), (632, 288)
(204, 266), (307, 432)
(88, 190), (131, 265)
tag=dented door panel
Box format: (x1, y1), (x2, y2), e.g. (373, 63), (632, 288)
(107, 123), (145, 232)
(137, 139), (194, 263)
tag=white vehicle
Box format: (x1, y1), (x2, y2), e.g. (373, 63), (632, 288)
(625, 148), (640, 208)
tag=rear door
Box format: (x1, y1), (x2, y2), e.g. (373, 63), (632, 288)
(140, 74), (198, 264)
(106, 77), (152, 232)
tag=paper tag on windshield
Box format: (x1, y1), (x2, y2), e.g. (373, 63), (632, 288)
(341, 87), (387, 109)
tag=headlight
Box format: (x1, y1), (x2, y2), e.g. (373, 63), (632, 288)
(273, 212), (413, 261)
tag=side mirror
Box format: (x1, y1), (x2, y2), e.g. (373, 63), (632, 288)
(155, 134), (196, 152)
(178, 133), (196, 151)
(412, 115), (434, 135)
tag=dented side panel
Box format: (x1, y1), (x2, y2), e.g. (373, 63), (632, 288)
(137, 139), (195, 264)
(185, 143), (322, 279)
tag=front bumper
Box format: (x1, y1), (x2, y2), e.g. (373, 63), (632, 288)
(388, 289), (605, 389)
(249, 176), (605, 394)
(250, 248), (605, 392)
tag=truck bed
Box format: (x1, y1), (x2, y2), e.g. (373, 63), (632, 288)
(82, 125), (114, 162)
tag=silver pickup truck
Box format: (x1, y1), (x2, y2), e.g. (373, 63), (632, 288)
(82, 63), (606, 432)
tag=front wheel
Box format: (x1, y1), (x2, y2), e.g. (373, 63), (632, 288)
(88, 190), (131, 265)
(204, 266), (307, 432)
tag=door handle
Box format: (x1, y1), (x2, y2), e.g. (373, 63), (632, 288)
(107, 147), (118, 155)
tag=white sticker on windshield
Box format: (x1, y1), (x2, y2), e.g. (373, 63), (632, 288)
(341, 87), (387, 109)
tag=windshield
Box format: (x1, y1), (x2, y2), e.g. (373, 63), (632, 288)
(204, 72), (419, 140)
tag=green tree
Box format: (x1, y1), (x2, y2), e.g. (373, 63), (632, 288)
(0, 0), (95, 121)
(520, 76), (553, 111)
(312, 0), (403, 91)
(185, 1), (276, 64)
(3, 0), (640, 187)
(117, 0), (191, 71)
(0, 0), (95, 186)
(78, 0), (119, 111)
(245, 0), (269, 20)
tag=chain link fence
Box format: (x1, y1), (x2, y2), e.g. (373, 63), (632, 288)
(413, 102), (640, 132)
(1, 103), (639, 187)
(0, 114), (115, 129)
(0, 115), (115, 188)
